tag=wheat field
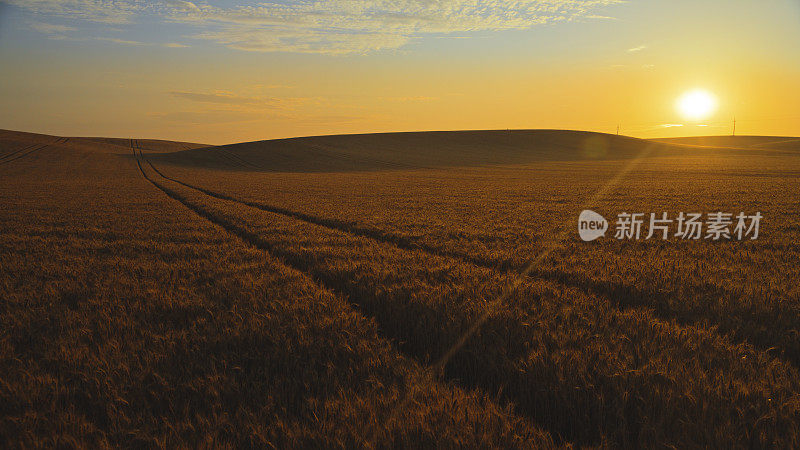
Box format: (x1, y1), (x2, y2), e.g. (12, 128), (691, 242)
(2, 128), (799, 447)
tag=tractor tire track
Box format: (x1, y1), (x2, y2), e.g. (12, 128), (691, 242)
(130, 139), (571, 445)
(134, 141), (800, 447)
(143, 155), (800, 369)
(133, 143), (280, 253)
(134, 141), (607, 446)
(0, 142), (40, 162)
(0, 137), (69, 165)
(0, 136), (63, 161)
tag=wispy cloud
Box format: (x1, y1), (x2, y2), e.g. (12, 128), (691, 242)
(29, 27), (190, 48)
(167, 1), (202, 14)
(250, 84), (294, 90)
(170, 91), (262, 105)
(627, 44), (646, 53)
(288, 114), (367, 126)
(381, 96), (438, 103)
(194, 27), (411, 54)
(30, 21), (77, 34)
(170, 90), (312, 110)
(97, 36), (144, 45)
(95, 37), (189, 47)
(172, 1), (624, 54)
(156, 88), (328, 124)
(41, 34), (186, 47)
(12, 0), (624, 54)
(585, 14), (617, 20)
(7, 0), (144, 24)
(147, 109), (262, 124)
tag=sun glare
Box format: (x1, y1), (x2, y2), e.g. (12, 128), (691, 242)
(676, 89), (717, 121)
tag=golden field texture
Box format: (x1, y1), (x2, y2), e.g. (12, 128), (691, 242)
(2, 129), (799, 447)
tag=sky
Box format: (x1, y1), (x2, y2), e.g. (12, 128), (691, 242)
(0, 0), (799, 145)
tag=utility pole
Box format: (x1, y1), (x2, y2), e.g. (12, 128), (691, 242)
(732, 117), (736, 136)
(616, 124), (619, 136)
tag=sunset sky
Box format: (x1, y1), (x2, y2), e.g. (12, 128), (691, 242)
(1, 0), (798, 145)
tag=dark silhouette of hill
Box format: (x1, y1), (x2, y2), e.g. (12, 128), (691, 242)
(148, 130), (789, 172)
(4, 128), (797, 173)
(148, 130), (691, 172)
(0, 129), (207, 160)
(149, 130), (800, 173)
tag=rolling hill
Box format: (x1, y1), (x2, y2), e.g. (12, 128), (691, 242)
(148, 129), (688, 172)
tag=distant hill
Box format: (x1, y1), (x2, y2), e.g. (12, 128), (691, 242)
(0, 129), (207, 158)
(148, 130), (691, 172)
(4, 128), (797, 173)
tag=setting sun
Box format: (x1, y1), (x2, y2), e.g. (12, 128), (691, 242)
(676, 89), (718, 121)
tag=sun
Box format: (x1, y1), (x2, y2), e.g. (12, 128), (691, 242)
(676, 89), (717, 121)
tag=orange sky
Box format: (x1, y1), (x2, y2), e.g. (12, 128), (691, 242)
(1, 0), (798, 145)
